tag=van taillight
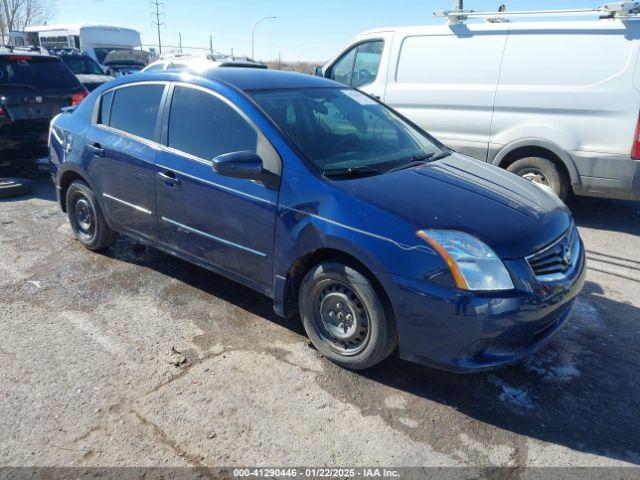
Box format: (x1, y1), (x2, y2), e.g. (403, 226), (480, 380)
(71, 89), (89, 106)
(0, 105), (5, 117)
(632, 113), (640, 160)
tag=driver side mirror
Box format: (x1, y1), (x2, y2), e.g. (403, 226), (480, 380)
(212, 151), (264, 180)
(314, 66), (324, 77)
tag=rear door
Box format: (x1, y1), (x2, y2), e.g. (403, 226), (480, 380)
(154, 83), (281, 293)
(86, 82), (167, 240)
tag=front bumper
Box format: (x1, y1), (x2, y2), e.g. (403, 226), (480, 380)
(388, 242), (586, 373)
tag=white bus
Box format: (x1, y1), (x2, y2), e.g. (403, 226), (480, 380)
(24, 23), (142, 69)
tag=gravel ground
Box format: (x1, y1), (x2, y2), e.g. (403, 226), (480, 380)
(1, 175), (639, 470)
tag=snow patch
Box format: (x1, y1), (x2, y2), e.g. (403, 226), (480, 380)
(489, 376), (536, 411)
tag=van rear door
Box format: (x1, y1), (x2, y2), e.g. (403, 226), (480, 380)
(384, 24), (509, 161)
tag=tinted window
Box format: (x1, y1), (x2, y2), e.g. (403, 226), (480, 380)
(168, 86), (257, 160)
(109, 84), (164, 141)
(251, 88), (441, 176)
(62, 56), (104, 75)
(98, 90), (114, 125)
(0, 56), (80, 90)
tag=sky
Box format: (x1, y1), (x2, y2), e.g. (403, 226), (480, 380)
(52, 0), (602, 62)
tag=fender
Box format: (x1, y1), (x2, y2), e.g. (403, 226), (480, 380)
(491, 138), (582, 189)
(56, 162), (102, 212)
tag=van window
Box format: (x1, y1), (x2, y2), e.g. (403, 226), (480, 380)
(499, 32), (631, 87)
(330, 40), (384, 88)
(108, 84), (164, 141)
(168, 86), (258, 161)
(396, 34), (505, 85)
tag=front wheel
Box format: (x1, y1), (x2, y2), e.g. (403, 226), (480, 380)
(66, 180), (118, 251)
(299, 262), (397, 370)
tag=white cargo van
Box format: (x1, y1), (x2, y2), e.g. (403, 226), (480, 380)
(318, 3), (640, 200)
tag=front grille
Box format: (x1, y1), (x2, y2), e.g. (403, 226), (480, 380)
(527, 226), (580, 280)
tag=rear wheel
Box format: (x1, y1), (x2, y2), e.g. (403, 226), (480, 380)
(66, 180), (118, 251)
(299, 262), (397, 370)
(507, 156), (569, 200)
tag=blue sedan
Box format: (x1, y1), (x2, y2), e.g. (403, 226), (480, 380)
(49, 69), (586, 372)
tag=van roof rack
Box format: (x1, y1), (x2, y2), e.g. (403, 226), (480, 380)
(434, 1), (640, 24)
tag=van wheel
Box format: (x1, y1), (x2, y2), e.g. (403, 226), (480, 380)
(507, 157), (569, 200)
(299, 262), (397, 370)
(66, 180), (118, 251)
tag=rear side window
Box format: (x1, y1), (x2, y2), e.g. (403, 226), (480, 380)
(98, 90), (114, 125)
(108, 84), (164, 141)
(168, 86), (257, 160)
(0, 56), (80, 90)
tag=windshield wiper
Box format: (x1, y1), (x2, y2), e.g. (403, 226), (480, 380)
(322, 164), (383, 179)
(385, 149), (452, 174)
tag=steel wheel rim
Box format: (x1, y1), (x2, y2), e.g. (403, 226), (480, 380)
(310, 280), (370, 356)
(520, 168), (550, 186)
(72, 195), (96, 239)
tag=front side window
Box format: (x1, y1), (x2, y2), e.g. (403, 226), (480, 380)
(107, 84), (164, 141)
(330, 40), (384, 88)
(168, 86), (258, 161)
(251, 87), (443, 178)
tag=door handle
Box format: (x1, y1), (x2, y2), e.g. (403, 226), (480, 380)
(86, 143), (104, 157)
(158, 171), (182, 186)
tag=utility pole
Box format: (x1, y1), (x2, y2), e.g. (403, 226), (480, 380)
(453, 0), (463, 10)
(151, 1), (165, 55)
(209, 35), (214, 55)
(278, 52), (281, 70)
(178, 33), (182, 53)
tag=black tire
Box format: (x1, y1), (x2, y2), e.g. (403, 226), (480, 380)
(0, 177), (32, 199)
(507, 156), (569, 200)
(299, 262), (397, 370)
(66, 180), (118, 251)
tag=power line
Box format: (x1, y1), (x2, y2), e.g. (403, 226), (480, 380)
(150, 0), (165, 54)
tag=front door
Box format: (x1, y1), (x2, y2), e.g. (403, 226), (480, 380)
(154, 84), (281, 292)
(87, 83), (166, 240)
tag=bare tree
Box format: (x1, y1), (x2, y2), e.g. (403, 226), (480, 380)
(0, 0), (55, 40)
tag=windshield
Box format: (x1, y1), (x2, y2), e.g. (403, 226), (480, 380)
(61, 56), (104, 75)
(250, 87), (443, 177)
(0, 57), (79, 90)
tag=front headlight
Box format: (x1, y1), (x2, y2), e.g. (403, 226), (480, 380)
(417, 230), (514, 291)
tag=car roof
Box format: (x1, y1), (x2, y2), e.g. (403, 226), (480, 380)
(192, 68), (340, 91)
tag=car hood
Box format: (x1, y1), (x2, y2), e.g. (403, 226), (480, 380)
(103, 50), (149, 67)
(334, 153), (572, 259)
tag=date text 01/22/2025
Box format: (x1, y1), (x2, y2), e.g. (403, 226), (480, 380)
(232, 468), (401, 478)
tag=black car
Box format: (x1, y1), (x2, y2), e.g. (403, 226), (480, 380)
(0, 48), (88, 163)
(48, 48), (114, 92)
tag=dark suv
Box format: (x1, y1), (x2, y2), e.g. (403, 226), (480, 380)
(0, 49), (88, 163)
